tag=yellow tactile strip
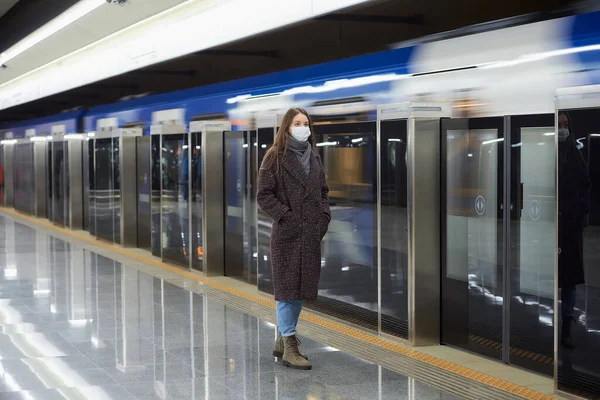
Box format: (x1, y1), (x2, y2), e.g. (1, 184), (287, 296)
(0, 208), (555, 400)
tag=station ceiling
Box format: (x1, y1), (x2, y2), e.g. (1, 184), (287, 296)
(0, 0), (584, 123)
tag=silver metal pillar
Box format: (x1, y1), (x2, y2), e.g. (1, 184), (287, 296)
(120, 128), (143, 247)
(377, 102), (450, 346)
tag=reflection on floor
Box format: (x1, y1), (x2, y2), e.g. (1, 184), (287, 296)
(0, 216), (459, 400)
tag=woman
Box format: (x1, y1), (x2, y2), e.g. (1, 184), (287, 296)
(257, 107), (331, 370)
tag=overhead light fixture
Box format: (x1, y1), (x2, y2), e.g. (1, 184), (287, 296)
(30, 137), (47, 142)
(0, 0), (105, 66)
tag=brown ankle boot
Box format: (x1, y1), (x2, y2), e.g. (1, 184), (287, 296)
(282, 335), (312, 370)
(273, 333), (308, 360)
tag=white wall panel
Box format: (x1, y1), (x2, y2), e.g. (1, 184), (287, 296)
(0, 0), (374, 110)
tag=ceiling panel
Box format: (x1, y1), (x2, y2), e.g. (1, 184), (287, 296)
(0, 0), (19, 18)
(0, 0), (187, 84)
(73, 0), (187, 38)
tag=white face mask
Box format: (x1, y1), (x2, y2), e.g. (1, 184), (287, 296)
(291, 126), (311, 142)
(558, 128), (570, 141)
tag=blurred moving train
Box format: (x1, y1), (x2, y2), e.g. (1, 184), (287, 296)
(1, 9), (600, 396)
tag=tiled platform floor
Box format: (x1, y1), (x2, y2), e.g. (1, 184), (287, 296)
(0, 216), (462, 400)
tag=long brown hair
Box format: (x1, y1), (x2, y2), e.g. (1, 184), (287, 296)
(260, 107), (316, 173)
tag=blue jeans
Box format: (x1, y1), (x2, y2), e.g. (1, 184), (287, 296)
(276, 300), (303, 337)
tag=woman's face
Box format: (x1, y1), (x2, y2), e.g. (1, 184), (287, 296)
(558, 113), (569, 130)
(288, 112), (309, 134)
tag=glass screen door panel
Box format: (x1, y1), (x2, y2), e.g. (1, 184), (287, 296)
(64, 144), (70, 226)
(112, 138), (121, 245)
(13, 143), (34, 215)
(379, 119), (409, 338)
(0, 147), (4, 205)
(311, 121), (378, 330)
(51, 141), (67, 227)
(151, 135), (161, 258)
(247, 131), (257, 284)
(88, 140), (96, 235)
(256, 127), (276, 294)
(190, 132), (203, 272)
(508, 114), (555, 375)
(94, 138), (115, 242)
(160, 134), (190, 267)
(224, 131), (246, 280)
(441, 117), (504, 360)
(23, 143), (35, 214)
(136, 137), (151, 252)
(556, 108), (600, 398)
(46, 145), (52, 220)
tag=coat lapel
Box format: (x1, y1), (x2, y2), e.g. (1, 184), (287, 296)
(282, 153), (308, 187)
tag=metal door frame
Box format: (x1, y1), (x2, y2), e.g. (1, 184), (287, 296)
(554, 84), (600, 398)
(93, 129), (118, 242)
(32, 138), (48, 218)
(26, 129), (49, 219)
(440, 116), (507, 359)
(223, 129), (248, 280)
(65, 134), (85, 230)
(377, 102), (450, 346)
(49, 134), (64, 226)
(150, 123), (189, 267)
(12, 138), (32, 214)
(189, 120), (231, 276)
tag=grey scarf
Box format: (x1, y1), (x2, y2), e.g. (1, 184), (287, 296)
(287, 136), (311, 175)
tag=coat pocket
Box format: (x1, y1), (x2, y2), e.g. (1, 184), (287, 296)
(319, 214), (330, 240)
(273, 214), (301, 242)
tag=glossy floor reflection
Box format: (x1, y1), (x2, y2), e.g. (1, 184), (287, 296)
(0, 216), (460, 400)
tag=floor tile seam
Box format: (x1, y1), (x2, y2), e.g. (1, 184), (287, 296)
(0, 208), (552, 400)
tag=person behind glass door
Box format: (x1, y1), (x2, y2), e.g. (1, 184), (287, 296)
(257, 107), (331, 370)
(558, 111), (591, 348)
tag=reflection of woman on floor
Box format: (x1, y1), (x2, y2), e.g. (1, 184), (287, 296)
(558, 111), (591, 348)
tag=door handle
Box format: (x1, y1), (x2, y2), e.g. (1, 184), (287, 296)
(519, 182), (524, 217)
(520, 183), (524, 211)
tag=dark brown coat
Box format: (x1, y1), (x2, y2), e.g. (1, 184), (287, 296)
(257, 148), (330, 301)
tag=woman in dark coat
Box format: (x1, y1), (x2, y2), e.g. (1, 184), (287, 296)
(558, 111), (591, 348)
(257, 107), (330, 370)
